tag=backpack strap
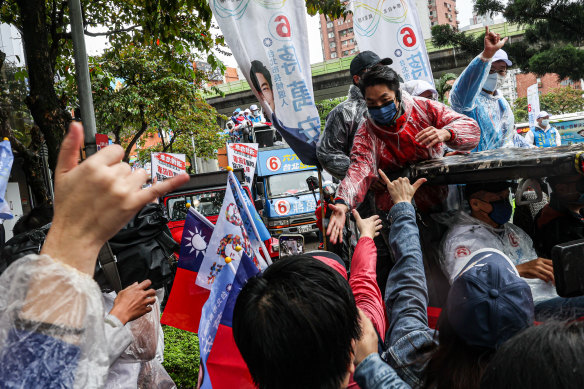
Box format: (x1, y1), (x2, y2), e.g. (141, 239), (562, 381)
(98, 242), (122, 293)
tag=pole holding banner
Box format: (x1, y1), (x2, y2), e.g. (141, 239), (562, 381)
(318, 170), (327, 251)
(68, 0), (98, 157)
(527, 83), (540, 131)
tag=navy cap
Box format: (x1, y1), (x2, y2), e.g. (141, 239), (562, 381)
(446, 248), (534, 349)
(350, 51), (393, 76)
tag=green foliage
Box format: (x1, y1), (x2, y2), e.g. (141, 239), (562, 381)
(162, 325), (200, 389)
(512, 86), (584, 122)
(430, 0), (584, 80)
(434, 73), (457, 104)
(316, 96), (347, 126)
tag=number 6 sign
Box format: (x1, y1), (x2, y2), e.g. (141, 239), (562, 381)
(398, 25), (417, 51)
(267, 156), (282, 172)
(275, 199), (290, 215)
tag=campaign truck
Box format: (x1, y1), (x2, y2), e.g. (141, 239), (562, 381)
(255, 146), (319, 236)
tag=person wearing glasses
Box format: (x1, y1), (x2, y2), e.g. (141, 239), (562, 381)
(448, 27), (525, 151)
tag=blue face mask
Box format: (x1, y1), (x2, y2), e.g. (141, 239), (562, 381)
(483, 73), (498, 92)
(488, 199), (513, 225)
(368, 100), (398, 126)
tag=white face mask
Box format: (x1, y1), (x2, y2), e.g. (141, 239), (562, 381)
(541, 119), (550, 127)
(495, 74), (506, 91)
(484, 73), (506, 92)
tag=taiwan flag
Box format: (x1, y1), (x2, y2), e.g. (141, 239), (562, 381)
(161, 207), (214, 333)
(198, 251), (260, 389)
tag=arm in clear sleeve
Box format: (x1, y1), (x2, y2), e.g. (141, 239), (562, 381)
(425, 99), (481, 151)
(316, 106), (353, 180)
(448, 56), (491, 113)
(556, 129), (562, 146)
(524, 130), (535, 146)
(335, 125), (378, 209)
(385, 202), (430, 346)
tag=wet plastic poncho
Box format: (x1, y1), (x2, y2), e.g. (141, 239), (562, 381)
(449, 55), (516, 151)
(316, 85), (368, 180)
(0, 254), (109, 387)
(336, 92), (480, 211)
(441, 212), (558, 303)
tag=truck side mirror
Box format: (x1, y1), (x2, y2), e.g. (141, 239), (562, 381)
(256, 182), (264, 196)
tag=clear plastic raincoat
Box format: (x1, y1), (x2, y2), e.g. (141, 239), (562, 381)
(316, 85), (368, 180)
(449, 55), (516, 151)
(336, 92), (481, 211)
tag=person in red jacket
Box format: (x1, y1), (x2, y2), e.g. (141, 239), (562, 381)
(328, 66), (480, 244)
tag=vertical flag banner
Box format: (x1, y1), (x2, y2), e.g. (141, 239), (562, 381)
(151, 152), (186, 181)
(227, 143), (259, 189)
(527, 83), (540, 131)
(198, 252), (259, 389)
(351, 0), (434, 85)
(210, 0), (320, 166)
(196, 176), (266, 290)
(0, 139), (14, 219)
(161, 208), (214, 333)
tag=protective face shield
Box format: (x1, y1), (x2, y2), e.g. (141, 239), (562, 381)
(368, 100), (398, 127)
(487, 198), (513, 225)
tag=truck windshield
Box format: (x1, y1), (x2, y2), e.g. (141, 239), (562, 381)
(267, 170), (318, 198)
(166, 189), (225, 221)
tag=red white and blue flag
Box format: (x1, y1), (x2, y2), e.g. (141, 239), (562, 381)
(160, 208), (214, 333)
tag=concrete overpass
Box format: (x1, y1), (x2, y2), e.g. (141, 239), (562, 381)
(207, 22), (525, 116)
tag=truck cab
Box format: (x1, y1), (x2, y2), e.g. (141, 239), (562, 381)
(161, 169), (278, 258)
(255, 146), (320, 237)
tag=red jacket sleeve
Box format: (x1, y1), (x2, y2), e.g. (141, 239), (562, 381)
(349, 237), (387, 341)
(336, 123), (378, 209)
(424, 98), (481, 151)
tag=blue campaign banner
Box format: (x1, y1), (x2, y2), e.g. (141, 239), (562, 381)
(257, 147), (316, 177)
(266, 193), (318, 218)
(554, 118), (584, 144)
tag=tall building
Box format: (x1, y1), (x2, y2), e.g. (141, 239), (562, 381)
(0, 24), (25, 66)
(428, 0), (459, 29)
(318, 1), (440, 61)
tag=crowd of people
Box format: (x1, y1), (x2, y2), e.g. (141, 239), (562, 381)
(1, 25), (584, 389)
(224, 105), (266, 143)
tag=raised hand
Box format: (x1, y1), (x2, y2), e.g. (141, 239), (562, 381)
(352, 209), (382, 240)
(378, 169), (426, 204)
(326, 203), (349, 244)
(41, 122), (189, 274)
(483, 26), (508, 59)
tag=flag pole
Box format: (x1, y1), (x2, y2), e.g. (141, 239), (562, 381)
(318, 169), (327, 251)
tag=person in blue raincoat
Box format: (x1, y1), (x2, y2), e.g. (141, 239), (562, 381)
(449, 27), (524, 151)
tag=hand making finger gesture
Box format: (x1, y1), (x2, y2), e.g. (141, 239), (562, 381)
(378, 169), (426, 204)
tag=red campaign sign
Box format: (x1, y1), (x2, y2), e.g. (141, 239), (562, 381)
(95, 133), (109, 151)
(231, 144), (257, 158)
(156, 153), (186, 169)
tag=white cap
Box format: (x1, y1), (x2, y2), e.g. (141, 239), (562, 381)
(492, 49), (512, 67)
(244, 109), (251, 114)
(402, 80), (438, 99)
(250, 104), (258, 111)
(537, 111), (550, 119)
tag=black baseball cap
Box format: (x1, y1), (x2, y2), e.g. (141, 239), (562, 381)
(350, 51), (393, 77)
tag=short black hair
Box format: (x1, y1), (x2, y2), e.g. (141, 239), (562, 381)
(12, 205), (54, 236)
(464, 181), (512, 200)
(481, 321), (584, 389)
(250, 60), (272, 93)
(359, 65), (401, 100)
(233, 256), (361, 389)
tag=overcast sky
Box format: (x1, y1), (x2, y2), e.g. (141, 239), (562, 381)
(86, 1), (476, 67)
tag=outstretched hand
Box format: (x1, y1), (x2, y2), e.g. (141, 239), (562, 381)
(378, 169), (426, 204)
(516, 258), (555, 284)
(352, 209), (382, 240)
(109, 280), (157, 325)
(41, 122), (189, 275)
(483, 26), (508, 59)
(326, 203), (349, 244)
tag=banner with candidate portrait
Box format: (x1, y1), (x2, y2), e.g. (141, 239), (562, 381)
(351, 0), (434, 86)
(227, 143), (258, 189)
(210, 0), (320, 166)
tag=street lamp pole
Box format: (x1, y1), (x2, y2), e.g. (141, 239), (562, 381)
(191, 134), (198, 174)
(68, 0), (98, 157)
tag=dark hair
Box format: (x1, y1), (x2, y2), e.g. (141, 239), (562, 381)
(233, 255), (361, 389)
(481, 321), (584, 389)
(424, 309), (494, 389)
(358, 65), (401, 100)
(249, 60), (272, 93)
(12, 205), (54, 235)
